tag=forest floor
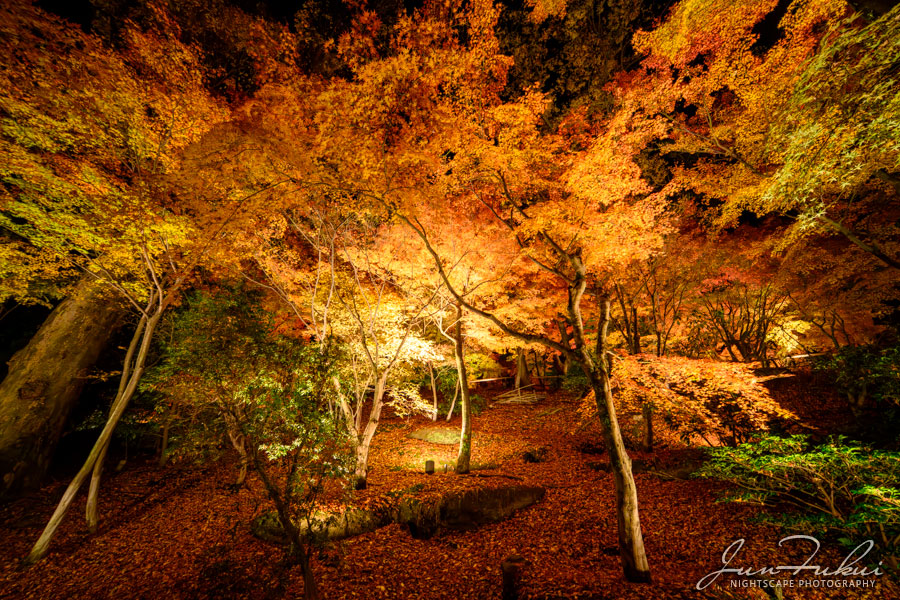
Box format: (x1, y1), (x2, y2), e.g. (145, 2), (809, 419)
(0, 374), (894, 600)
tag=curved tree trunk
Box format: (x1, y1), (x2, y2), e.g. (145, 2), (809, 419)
(453, 303), (472, 474)
(252, 450), (320, 600)
(26, 303), (161, 564)
(0, 278), (122, 499)
(87, 315), (146, 532)
(583, 298), (651, 582)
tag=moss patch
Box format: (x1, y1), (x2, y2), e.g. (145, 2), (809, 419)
(407, 427), (459, 445)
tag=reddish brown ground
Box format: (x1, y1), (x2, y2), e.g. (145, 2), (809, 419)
(0, 386), (894, 599)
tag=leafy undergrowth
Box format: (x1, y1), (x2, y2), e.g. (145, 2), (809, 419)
(0, 391), (896, 599)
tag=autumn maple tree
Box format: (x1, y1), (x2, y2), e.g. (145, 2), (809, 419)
(1, 0), (899, 596)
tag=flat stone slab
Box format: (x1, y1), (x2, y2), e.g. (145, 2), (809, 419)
(252, 483), (546, 544)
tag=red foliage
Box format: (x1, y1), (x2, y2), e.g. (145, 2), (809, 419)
(0, 390), (892, 599)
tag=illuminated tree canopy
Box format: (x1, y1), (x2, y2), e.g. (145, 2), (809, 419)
(0, 0), (898, 598)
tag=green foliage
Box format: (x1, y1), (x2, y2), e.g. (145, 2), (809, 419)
(143, 286), (264, 458)
(0, 1), (223, 305)
(698, 434), (900, 565)
(815, 343), (900, 444)
(435, 366), (458, 400)
(146, 284), (353, 486)
(468, 393), (487, 417)
(562, 362), (591, 396)
(146, 284), (355, 565)
(465, 353), (503, 381)
(75, 407), (149, 440)
(818, 344), (900, 409)
(764, 6), (900, 217)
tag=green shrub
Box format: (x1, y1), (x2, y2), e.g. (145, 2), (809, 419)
(698, 434), (900, 568)
(562, 362), (591, 396)
(469, 393), (486, 416)
(817, 343), (900, 413)
(815, 344), (900, 445)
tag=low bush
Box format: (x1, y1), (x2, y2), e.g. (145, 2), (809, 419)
(697, 434), (900, 569)
(815, 343), (900, 445)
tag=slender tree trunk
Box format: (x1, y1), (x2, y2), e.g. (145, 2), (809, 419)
(556, 320), (571, 375)
(0, 278), (123, 498)
(85, 440), (109, 534)
(86, 315), (147, 532)
(253, 453), (319, 600)
(580, 297), (651, 582)
(641, 403), (653, 453)
(614, 284), (641, 355)
(818, 214), (900, 270)
(399, 210), (650, 582)
(453, 303), (472, 474)
(631, 307), (641, 354)
(26, 307), (161, 563)
(158, 421), (170, 468)
(648, 288), (663, 357)
(428, 361), (438, 421)
(352, 375), (387, 490)
(514, 347), (529, 390)
(445, 379), (459, 421)
(530, 349), (544, 385)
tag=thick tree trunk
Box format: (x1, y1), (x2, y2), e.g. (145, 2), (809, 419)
(588, 371), (650, 582)
(0, 278), (122, 499)
(299, 550), (319, 600)
(453, 303), (472, 474)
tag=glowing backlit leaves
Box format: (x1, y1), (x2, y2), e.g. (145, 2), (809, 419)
(580, 354), (797, 444)
(0, 1), (226, 303)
